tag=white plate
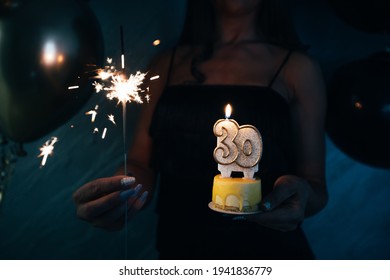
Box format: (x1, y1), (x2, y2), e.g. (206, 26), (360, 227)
(208, 202), (260, 215)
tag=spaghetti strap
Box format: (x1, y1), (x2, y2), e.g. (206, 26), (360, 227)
(268, 50), (292, 88)
(166, 47), (177, 86)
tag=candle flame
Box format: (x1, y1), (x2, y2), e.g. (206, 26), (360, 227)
(225, 104), (232, 119)
(38, 137), (58, 166)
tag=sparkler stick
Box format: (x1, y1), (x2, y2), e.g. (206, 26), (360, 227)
(120, 25), (125, 70)
(91, 28), (157, 259)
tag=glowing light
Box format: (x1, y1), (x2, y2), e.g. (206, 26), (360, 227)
(150, 75), (159, 81)
(107, 57), (113, 64)
(42, 41), (57, 65)
(121, 54), (125, 69)
(103, 71), (147, 106)
(93, 128), (99, 134)
(225, 104), (232, 119)
(108, 114), (116, 125)
(354, 102), (363, 110)
(152, 39), (161, 46)
(102, 128), (107, 139)
(38, 137), (58, 166)
(68, 85), (79, 90)
(57, 54), (64, 64)
(86, 105), (99, 123)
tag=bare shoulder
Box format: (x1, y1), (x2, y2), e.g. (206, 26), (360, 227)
(287, 51), (322, 79)
(284, 51), (326, 102)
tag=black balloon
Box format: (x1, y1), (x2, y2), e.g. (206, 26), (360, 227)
(326, 51), (390, 168)
(327, 0), (390, 33)
(0, 0), (103, 142)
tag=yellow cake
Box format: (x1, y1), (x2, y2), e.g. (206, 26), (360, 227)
(212, 175), (261, 212)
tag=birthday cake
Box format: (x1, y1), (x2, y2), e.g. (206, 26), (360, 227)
(212, 175), (261, 212)
(209, 104), (263, 214)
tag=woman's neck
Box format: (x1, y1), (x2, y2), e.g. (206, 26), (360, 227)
(215, 12), (261, 45)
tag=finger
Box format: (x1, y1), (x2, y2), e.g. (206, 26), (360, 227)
(247, 208), (303, 230)
(91, 203), (126, 229)
(98, 188), (148, 231)
(261, 180), (297, 212)
(76, 184), (142, 221)
(127, 191), (149, 219)
(73, 176), (135, 204)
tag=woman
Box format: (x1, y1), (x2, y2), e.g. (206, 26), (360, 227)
(73, 0), (328, 259)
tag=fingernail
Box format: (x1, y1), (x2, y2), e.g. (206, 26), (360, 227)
(121, 177), (135, 187)
(263, 201), (272, 211)
(119, 189), (135, 201)
(139, 191), (149, 203)
(134, 184), (142, 195)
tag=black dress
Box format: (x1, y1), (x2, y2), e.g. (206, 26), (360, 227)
(149, 84), (315, 260)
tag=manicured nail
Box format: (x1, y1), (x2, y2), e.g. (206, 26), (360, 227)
(138, 191), (149, 203)
(120, 177), (135, 187)
(134, 184), (142, 194)
(119, 189), (135, 201)
(263, 201), (271, 211)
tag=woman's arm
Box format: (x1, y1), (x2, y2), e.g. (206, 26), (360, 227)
(287, 52), (328, 216)
(248, 52), (328, 231)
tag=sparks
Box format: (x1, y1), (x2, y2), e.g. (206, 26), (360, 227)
(102, 128), (108, 139)
(105, 71), (147, 106)
(121, 54), (125, 69)
(152, 39), (161, 46)
(38, 137), (58, 167)
(150, 75), (159, 81)
(93, 128), (99, 134)
(68, 85), (79, 90)
(86, 105), (99, 123)
(108, 114), (116, 125)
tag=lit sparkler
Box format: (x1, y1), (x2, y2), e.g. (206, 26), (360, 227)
(38, 137), (58, 167)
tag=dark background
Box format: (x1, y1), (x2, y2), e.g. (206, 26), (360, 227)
(0, 0), (389, 259)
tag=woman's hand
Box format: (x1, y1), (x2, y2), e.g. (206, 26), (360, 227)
(247, 175), (310, 232)
(73, 176), (148, 231)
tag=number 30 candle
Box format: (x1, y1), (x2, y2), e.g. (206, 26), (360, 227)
(213, 104), (263, 179)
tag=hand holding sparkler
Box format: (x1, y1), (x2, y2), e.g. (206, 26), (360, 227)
(73, 175), (148, 231)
